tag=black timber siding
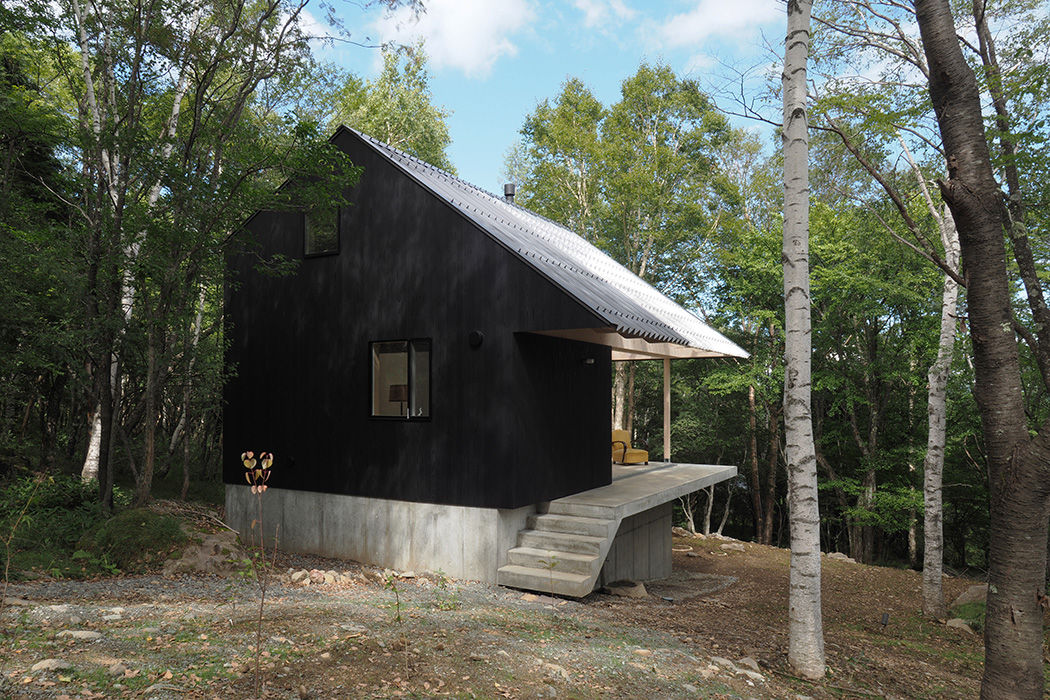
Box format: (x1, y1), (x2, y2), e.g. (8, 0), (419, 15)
(224, 130), (611, 508)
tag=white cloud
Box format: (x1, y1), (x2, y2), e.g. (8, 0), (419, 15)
(658, 0), (781, 47)
(373, 0), (535, 79)
(296, 8), (332, 43)
(684, 52), (715, 73)
(574, 0), (636, 28)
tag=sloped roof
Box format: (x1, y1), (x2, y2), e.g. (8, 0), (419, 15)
(340, 127), (748, 360)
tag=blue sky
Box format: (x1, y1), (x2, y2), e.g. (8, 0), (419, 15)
(308, 0), (783, 193)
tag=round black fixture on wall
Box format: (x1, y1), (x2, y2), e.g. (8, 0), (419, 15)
(468, 330), (484, 348)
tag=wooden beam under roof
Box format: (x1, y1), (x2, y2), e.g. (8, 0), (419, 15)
(532, 328), (732, 360)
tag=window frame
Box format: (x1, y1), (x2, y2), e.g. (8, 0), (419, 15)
(303, 206), (341, 258)
(369, 338), (432, 421)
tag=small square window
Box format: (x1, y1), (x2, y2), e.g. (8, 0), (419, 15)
(371, 339), (431, 419)
(304, 207), (339, 256)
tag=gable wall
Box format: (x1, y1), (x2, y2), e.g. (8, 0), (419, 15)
(224, 132), (611, 508)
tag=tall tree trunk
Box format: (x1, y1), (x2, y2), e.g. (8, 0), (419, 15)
(747, 385), (764, 537)
(679, 494), (698, 534)
(762, 406), (780, 545)
(612, 362), (627, 429)
(81, 411), (101, 482)
(133, 328), (158, 507)
(716, 484), (732, 536)
(862, 470), (876, 563)
(915, 1), (1050, 695)
(897, 135), (960, 613)
(702, 484), (714, 536)
(782, 0), (825, 679)
(922, 204), (959, 618)
(626, 361), (636, 437)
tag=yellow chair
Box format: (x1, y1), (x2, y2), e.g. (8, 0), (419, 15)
(611, 429), (648, 465)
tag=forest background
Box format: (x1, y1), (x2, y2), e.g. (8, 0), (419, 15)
(3, 0), (1049, 584)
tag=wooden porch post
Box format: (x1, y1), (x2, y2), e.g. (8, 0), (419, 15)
(663, 357), (671, 462)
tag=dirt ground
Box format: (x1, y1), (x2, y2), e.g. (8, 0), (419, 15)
(1, 531), (1000, 699)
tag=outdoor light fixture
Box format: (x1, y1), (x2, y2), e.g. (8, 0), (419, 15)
(469, 330), (484, 348)
(582, 357), (595, 365)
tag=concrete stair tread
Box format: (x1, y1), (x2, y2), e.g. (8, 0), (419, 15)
(546, 501), (617, 519)
(497, 564), (590, 584)
(528, 513), (615, 536)
(532, 513), (614, 525)
(507, 546), (598, 563)
(519, 530), (603, 544)
(518, 529), (603, 555)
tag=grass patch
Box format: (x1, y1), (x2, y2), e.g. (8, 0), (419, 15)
(76, 508), (187, 573)
(951, 602), (986, 634)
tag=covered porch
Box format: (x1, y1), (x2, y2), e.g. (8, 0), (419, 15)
(534, 326), (736, 464)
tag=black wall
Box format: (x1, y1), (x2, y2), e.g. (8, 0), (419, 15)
(224, 131), (612, 508)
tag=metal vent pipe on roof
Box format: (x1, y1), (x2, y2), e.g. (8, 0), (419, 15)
(503, 183), (516, 203)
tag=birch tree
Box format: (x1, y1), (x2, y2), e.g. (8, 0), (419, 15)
(32, 0), (361, 506)
(782, 0), (825, 679)
(896, 141), (960, 619)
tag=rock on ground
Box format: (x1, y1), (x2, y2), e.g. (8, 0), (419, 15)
(952, 584), (987, 608)
(56, 630), (103, 641)
(604, 580), (648, 598)
(31, 658), (72, 672)
(163, 530), (245, 577)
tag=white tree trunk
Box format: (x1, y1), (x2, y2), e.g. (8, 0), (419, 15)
(80, 411), (101, 482)
(923, 204), (959, 617)
(782, 0), (825, 679)
(702, 484), (714, 536)
(612, 362), (627, 429)
(679, 494), (697, 535)
(717, 485), (732, 536)
(899, 137), (959, 618)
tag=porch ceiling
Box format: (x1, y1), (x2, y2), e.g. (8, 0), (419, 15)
(532, 328), (733, 360)
(550, 462), (738, 521)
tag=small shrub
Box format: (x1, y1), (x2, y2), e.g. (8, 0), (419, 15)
(77, 508), (187, 572)
(951, 601), (985, 634)
(0, 473), (125, 578)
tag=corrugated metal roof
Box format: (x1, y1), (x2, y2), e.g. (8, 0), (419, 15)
(345, 127), (748, 360)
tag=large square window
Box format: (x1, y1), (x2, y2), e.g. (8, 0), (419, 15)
(304, 207), (339, 256)
(371, 339), (431, 419)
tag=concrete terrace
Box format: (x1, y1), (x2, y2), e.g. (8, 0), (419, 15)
(551, 462), (738, 519)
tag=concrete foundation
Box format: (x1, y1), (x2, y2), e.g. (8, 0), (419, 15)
(597, 502), (673, 586)
(225, 485), (534, 582)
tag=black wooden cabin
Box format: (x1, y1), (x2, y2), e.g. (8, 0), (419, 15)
(223, 128), (746, 591)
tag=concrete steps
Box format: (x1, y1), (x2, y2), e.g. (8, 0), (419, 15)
(495, 565), (591, 596)
(497, 510), (621, 598)
(506, 546), (598, 575)
(527, 513), (616, 538)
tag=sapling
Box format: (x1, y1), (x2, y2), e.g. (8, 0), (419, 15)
(538, 553), (559, 606)
(242, 450), (275, 700)
(384, 573), (409, 673)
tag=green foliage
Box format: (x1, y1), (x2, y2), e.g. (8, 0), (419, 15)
(330, 43), (454, 172)
(76, 507), (186, 573)
(952, 602), (986, 634)
(431, 569), (461, 611)
(0, 473), (132, 578)
(510, 63), (737, 299)
(384, 574), (404, 624)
